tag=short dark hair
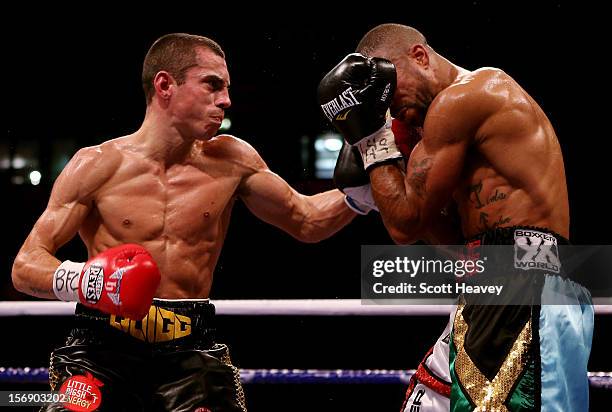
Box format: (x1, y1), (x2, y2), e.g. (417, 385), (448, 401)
(356, 24), (427, 56)
(142, 33), (225, 104)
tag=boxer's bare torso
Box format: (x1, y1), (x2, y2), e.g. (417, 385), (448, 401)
(14, 129), (353, 299)
(377, 65), (569, 242)
(13, 46), (353, 300)
(77, 134), (261, 298)
(447, 69), (569, 238)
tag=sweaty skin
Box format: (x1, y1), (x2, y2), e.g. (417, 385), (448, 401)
(12, 47), (354, 299)
(369, 45), (568, 243)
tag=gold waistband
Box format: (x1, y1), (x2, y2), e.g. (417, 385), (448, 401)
(109, 304), (192, 343)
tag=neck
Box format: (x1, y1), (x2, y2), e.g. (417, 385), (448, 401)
(430, 52), (468, 94)
(132, 107), (196, 167)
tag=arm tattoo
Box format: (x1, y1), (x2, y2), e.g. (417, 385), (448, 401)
(407, 157), (433, 199)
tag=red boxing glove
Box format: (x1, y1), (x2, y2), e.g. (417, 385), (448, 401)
(391, 118), (423, 159)
(53, 244), (161, 320)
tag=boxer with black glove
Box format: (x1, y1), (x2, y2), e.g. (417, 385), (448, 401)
(320, 23), (593, 411)
(318, 53), (403, 170)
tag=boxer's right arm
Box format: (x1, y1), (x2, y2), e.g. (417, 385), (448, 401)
(12, 147), (110, 299)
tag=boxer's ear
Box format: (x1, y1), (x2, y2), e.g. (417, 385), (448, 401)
(410, 45), (429, 68)
(154, 71), (174, 100)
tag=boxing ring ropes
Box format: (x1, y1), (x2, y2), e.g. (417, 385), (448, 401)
(1, 300), (610, 389)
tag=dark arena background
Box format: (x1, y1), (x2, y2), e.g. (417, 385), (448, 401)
(3, 2), (611, 411)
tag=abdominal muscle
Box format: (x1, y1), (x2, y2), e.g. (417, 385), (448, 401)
(79, 188), (236, 299)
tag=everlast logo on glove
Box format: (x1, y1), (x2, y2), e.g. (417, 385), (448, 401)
(320, 87), (361, 122)
(514, 229), (561, 273)
(318, 53), (401, 171)
(82, 265), (104, 304)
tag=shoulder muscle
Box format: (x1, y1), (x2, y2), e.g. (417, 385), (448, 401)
(424, 69), (508, 148)
(51, 143), (118, 206)
(208, 134), (268, 174)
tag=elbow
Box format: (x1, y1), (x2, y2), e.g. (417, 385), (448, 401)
(298, 237), (322, 244)
(295, 226), (327, 244)
(11, 257), (28, 293)
(383, 211), (423, 245)
(388, 228), (416, 245)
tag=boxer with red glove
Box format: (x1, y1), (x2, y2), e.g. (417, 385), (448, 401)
(13, 33), (358, 412)
(53, 244), (160, 320)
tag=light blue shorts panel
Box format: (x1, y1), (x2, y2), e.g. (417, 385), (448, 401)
(539, 276), (594, 412)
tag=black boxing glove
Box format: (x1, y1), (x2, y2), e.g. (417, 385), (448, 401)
(334, 141), (378, 215)
(319, 53), (403, 170)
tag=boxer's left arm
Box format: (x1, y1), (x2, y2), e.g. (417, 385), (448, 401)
(237, 142), (356, 243)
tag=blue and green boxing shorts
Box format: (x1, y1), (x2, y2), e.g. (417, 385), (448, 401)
(450, 227), (594, 411)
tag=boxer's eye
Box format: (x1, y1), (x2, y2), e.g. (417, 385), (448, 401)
(209, 80), (224, 91)
(201, 76), (226, 92)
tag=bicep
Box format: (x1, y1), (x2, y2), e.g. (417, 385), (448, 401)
(22, 149), (100, 254)
(25, 199), (91, 254)
(27, 176), (93, 254)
